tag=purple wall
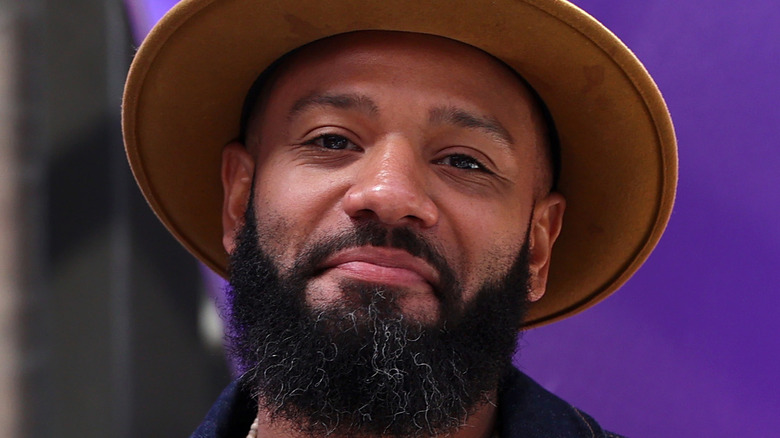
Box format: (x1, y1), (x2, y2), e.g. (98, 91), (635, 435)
(519, 2), (780, 436)
(128, 1), (780, 436)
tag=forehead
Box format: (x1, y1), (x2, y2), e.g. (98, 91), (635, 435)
(245, 32), (544, 148)
(281, 31), (520, 82)
(299, 33), (524, 96)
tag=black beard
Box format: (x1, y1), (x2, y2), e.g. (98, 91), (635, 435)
(227, 205), (531, 437)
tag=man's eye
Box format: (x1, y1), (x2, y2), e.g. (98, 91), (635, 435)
(439, 154), (490, 172)
(307, 134), (354, 150)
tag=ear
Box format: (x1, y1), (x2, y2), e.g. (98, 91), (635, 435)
(527, 192), (566, 302)
(221, 141), (255, 254)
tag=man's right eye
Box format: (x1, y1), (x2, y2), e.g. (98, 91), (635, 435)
(306, 134), (354, 150)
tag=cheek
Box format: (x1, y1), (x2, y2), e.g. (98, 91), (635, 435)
(252, 163), (347, 267)
(439, 201), (528, 299)
(458, 238), (526, 302)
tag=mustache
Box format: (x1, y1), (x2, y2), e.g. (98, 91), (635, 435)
(286, 221), (461, 305)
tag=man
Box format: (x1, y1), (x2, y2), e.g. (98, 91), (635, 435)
(123, 0), (677, 437)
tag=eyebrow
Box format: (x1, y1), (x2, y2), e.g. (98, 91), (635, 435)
(429, 106), (514, 147)
(286, 95), (514, 147)
(288, 92), (380, 120)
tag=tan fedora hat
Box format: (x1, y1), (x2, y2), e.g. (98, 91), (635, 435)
(122, 0), (677, 328)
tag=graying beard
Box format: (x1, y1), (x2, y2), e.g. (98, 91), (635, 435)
(246, 292), (471, 437)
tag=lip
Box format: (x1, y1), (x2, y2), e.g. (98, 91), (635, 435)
(319, 246), (440, 291)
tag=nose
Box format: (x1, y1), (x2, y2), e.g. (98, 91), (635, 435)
(342, 138), (438, 228)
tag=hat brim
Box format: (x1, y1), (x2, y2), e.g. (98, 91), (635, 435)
(122, 0), (677, 328)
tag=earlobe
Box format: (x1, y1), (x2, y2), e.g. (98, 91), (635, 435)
(527, 192), (566, 302)
(221, 142), (255, 254)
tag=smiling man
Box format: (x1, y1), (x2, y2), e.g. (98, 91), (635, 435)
(122, 0), (677, 437)
(221, 32), (563, 437)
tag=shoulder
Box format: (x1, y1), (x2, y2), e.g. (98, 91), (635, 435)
(498, 367), (626, 438)
(190, 379), (256, 438)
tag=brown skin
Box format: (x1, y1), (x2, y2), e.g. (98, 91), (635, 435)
(220, 32), (565, 437)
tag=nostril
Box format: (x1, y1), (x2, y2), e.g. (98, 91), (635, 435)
(342, 183), (438, 228)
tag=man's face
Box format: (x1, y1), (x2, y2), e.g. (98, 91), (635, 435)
(223, 31), (562, 322)
(220, 31), (566, 436)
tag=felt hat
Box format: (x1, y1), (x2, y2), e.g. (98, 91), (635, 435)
(122, 0), (677, 328)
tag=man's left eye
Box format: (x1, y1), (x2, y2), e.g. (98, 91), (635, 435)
(438, 154), (490, 172)
(307, 134), (354, 150)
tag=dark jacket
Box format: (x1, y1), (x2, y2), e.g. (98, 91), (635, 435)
(190, 367), (625, 437)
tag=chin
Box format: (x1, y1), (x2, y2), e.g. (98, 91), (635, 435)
(305, 278), (445, 327)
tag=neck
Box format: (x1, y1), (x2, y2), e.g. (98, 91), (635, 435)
(252, 390), (499, 438)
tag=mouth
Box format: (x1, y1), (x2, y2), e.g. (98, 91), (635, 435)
(317, 246), (441, 295)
